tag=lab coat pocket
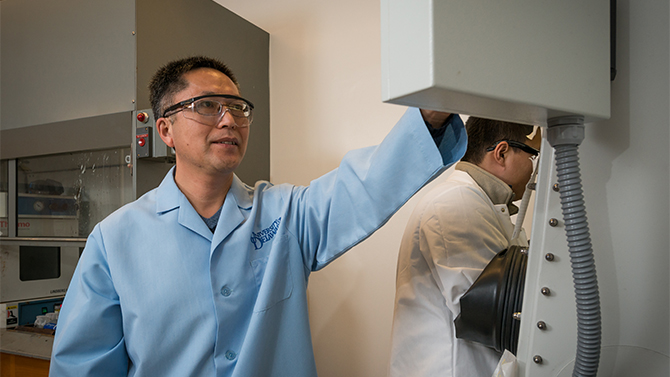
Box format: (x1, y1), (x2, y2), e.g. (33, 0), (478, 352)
(250, 235), (293, 312)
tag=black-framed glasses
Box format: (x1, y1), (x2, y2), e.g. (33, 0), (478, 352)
(162, 94), (255, 127)
(486, 140), (540, 159)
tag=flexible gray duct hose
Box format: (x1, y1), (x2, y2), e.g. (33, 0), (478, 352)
(548, 117), (601, 377)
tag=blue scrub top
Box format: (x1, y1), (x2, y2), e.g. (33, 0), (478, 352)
(49, 108), (466, 377)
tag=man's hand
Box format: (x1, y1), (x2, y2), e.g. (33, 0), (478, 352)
(420, 109), (452, 129)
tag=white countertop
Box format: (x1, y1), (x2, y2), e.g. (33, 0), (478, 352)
(0, 328), (53, 360)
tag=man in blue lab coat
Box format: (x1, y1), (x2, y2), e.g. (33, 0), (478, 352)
(49, 56), (467, 377)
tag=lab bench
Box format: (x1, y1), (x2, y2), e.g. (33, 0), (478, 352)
(0, 328), (52, 376)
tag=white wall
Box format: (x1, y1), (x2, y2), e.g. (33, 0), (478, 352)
(213, 1), (429, 376)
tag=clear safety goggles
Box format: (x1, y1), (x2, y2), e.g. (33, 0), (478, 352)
(162, 94), (254, 127)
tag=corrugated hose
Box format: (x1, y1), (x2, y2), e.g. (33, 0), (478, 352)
(547, 117), (601, 377)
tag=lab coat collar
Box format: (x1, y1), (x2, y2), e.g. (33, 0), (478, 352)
(228, 174), (254, 211)
(155, 167), (253, 212)
(155, 167), (181, 214)
(154, 167), (254, 244)
(209, 175), (254, 250)
(455, 161), (518, 215)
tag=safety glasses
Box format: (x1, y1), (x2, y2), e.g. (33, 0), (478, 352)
(162, 94), (254, 127)
(486, 140), (539, 159)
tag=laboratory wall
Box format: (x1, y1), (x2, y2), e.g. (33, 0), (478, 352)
(214, 1), (421, 375)
(215, 1), (668, 377)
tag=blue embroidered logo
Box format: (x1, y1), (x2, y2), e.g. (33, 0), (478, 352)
(250, 217), (281, 250)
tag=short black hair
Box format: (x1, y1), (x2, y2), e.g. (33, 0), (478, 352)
(149, 56), (238, 120)
(461, 117), (535, 164)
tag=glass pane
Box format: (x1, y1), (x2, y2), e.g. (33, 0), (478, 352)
(16, 147), (133, 237)
(0, 160), (8, 237)
(20, 245), (61, 281)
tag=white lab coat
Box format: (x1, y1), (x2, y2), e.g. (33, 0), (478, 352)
(389, 165), (528, 377)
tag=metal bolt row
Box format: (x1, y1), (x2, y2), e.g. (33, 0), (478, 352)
(533, 182), (561, 367)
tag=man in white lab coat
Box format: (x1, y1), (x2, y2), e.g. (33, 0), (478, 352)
(389, 117), (540, 377)
(49, 56), (468, 377)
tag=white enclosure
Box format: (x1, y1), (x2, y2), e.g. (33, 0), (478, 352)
(382, 0), (668, 377)
(381, 0), (611, 125)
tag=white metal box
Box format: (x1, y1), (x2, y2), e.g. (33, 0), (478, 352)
(381, 0), (611, 125)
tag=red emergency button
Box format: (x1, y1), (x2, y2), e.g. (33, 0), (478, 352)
(137, 112), (149, 123)
(138, 138), (146, 147)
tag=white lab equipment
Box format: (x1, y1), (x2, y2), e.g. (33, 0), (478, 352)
(382, 0), (669, 376)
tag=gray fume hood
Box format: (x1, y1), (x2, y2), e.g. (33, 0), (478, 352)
(1, 0), (270, 198)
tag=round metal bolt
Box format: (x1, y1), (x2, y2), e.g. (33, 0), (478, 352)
(513, 312), (522, 321)
(533, 355), (544, 364)
(519, 247), (528, 255)
(541, 287), (551, 296)
(553, 183), (560, 192)
(545, 253), (555, 261)
(549, 218), (559, 227)
(537, 321), (547, 330)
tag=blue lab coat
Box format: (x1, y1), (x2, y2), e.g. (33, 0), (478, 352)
(49, 108), (466, 376)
